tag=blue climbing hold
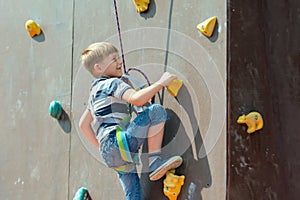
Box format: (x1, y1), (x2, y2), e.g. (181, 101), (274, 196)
(73, 187), (90, 200)
(48, 100), (62, 119)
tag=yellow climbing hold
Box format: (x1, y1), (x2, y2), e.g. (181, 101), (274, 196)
(237, 111), (264, 134)
(25, 19), (41, 37)
(167, 79), (183, 97)
(163, 170), (185, 200)
(197, 16), (217, 37)
(133, 0), (150, 13)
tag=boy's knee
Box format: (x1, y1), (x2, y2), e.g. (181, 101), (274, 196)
(148, 104), (168, 119)
(149, 103), (165, 112)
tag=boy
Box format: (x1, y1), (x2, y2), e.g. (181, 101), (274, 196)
(79, 42), (183, 200)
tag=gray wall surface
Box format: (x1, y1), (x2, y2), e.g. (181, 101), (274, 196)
(1, 0), (226, 199)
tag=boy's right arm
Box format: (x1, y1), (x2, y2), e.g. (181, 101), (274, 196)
(122, 72), (177, 106)
(79, 109), (99, 148)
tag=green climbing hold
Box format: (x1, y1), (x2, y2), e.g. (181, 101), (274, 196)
(48, 100), (62, 119)
(73, 187), (90, 200)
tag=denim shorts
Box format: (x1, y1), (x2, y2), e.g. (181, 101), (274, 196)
(100, 104), (169, 169)
(100, 104), (168, 200)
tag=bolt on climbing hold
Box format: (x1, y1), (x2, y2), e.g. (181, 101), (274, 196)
(237, 111), (264, 134)
(48, 100), (63, 120)
(163, 169), (185, 200)
(73, 187), (92, 200)
(167, 79), (183, 97)
(197, 16), (217, 37)
(133, 0), (150, 13)
(25, 19), (41, 37)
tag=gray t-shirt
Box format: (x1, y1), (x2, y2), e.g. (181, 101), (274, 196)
(87, 77), (132, 142)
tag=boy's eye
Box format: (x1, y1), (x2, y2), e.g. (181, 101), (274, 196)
(113, 56), (121, 62)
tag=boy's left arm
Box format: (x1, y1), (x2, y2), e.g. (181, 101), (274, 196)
(79, 109), (99, 148)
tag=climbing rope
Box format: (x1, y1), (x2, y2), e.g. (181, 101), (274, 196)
(112, 0), (151, 83)
(112, 0), (157, 104)
(113, 0), (126, 72)
(127, 67), (155, 103)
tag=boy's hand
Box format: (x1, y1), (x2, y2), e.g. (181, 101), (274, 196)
(157, 72), (177, 87)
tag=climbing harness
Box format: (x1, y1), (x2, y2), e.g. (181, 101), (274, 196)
(114, 106), (140, 174)
(115, 126), (140, 174)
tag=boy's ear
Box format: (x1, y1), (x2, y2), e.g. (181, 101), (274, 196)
(93, 63), (103, 73)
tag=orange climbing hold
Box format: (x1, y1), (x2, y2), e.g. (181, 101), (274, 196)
(163, 169), (185, 200)
(25, 19), (41, 37)
(167, 79), (183, 97)
(237, 111), (264, 134)
(197, 16), (217, 37)
(133, 0), (150, 13)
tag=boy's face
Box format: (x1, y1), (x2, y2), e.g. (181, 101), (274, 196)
(99, 52), (123, 78)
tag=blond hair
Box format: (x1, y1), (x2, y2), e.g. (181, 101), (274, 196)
(81, 42), (118, 75)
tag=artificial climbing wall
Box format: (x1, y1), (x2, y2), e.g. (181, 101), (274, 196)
(71, 1), (226, 199)
(0, 1), (73, 199)
(0, 0), (226, 199)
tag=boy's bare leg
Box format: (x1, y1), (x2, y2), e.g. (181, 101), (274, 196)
(147, 121), (183, 181)
(147, 122), (165, 153)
